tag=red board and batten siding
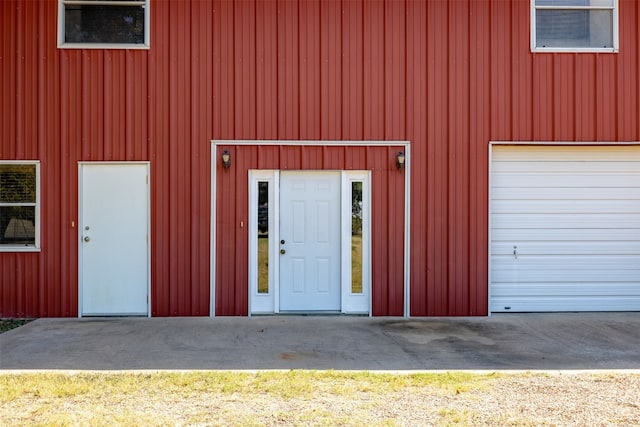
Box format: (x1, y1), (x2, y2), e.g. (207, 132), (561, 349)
(1, 1), (639, 317)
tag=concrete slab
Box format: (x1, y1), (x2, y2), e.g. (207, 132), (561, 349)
(1, 314), (639, 370)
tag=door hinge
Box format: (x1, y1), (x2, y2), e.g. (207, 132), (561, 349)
(146, 175), (149, 184)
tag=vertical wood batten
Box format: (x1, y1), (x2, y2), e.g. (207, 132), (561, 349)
(342, 0), (364, 140)
(407, 0), (428, 315)
(617, 0), (639, 140)
(469, 0), (490, 315)
(277, 0), (300, 140)
(299, 0), (321, 140)
(256, 0), (278, 139)
(448, 0), (470, 315)
(149, 0), (170, 315)
(363, 0), (384, 140)
(426, 0), (449, 315)
(192, 0), (214, 316)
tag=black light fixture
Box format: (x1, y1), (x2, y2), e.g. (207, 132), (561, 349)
(221, 150), (231, 169)
(396, 151), (406, 170)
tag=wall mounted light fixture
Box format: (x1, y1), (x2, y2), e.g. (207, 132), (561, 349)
(221, 150), (231, 169)
(396, 151), (406, 170)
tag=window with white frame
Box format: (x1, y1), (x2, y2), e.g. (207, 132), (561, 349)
(58, 0), (150, 49)
(0, 162), (40, 251)
(531, 0), (618, 52)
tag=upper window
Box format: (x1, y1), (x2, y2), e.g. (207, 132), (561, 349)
(531, 0), (618, 52)
(58, 0), (150, 49)
(0, 162), (40, 251)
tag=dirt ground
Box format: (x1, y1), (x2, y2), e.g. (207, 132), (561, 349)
(1, 372), (638, 426)
(212, 373), (640, 426)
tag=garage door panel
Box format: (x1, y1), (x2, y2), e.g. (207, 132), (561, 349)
(491, 255), (640, 271)
(492, 173), (640, 188)
(492, 187), (640, 200)
(492, 261), (640, 281)
(492, 161), (640, 173)
(491, 214), (640, 229)
(492, 228), (640, 241)
(491, 296), (640, 313)
(492, 146), (640, 162)
(492, 283), (640, 297)
(492, 269), (639, 283)
(492, 241), (640, 255)
(492, 200), (640, 214)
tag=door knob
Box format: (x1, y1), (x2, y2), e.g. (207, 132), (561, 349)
(84, 236), (91, 242)
(280, 249), (286, 255)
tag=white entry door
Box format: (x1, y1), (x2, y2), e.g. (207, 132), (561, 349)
(279, 171), (341, 311)
(79, 163), (150, 316)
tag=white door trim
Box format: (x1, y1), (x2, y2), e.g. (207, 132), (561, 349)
(249, 170), (372, 315)
(78, 161), (151, 318)
(212, 140), (410, 317)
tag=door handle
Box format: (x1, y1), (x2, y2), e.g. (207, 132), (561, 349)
(84, 236), (91, 242)
(280, 249), (286, 255)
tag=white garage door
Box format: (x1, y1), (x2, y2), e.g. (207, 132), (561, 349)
(490, 145), (640, 312)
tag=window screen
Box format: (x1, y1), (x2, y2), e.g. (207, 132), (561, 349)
(0, 164), (38, 247)
(60, 0), (149, 48)
(533, 0), (616, 51)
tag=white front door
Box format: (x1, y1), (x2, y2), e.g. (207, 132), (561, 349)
(279, 171), (341, 311)
(79, 163), (150, 316)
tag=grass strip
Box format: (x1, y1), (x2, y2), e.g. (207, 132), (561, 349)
(0, 371), (494, 426)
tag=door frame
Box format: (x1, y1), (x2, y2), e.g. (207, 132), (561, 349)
(211, 140), (411, 317)
(248, 170), (371, 314)
(77, 161), (151, 318)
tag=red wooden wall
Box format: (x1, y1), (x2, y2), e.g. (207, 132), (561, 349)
(1, 0), (639, 317)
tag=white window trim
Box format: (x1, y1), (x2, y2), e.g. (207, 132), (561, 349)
(531, 0), (619, 53)
(0, 161), (41, 252)
(58, 0), (151, 50)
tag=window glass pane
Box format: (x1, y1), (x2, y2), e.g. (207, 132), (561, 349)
(536, 10), (613, 48)
(536, 0), (613, 6)
(0, 165), (36, 203)
(65, 5), (145, 44)
(258, 182), (269, 294)
(0, 206), (36, 245)
(351, 182), (363, 294)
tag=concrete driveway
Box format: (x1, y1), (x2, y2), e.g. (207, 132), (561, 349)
(1, 314), (639, 370)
